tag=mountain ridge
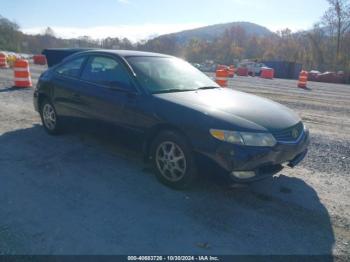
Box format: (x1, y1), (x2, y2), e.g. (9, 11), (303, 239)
(153, 21), (274, 43)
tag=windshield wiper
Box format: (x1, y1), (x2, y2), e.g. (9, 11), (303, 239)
(153, 86), (219, 94)
(196, 86), (220, 90)
(153, 89), (197, 94)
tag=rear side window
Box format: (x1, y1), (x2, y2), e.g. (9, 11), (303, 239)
(81, 56), (132, 88)
(56, 57), (85, 78)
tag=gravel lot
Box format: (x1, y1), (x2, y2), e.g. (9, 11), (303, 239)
(0, 64), (349, 257)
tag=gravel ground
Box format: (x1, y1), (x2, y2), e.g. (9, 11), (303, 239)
(0, 65), (349, 257)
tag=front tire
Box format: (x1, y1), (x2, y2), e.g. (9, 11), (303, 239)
(39, 99), (62, 135)
(150, 131), (197, 190)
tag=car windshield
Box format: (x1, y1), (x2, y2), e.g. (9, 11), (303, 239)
(126, 56), (219, 94)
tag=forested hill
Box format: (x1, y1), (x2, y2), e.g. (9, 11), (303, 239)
(159, 22), (273, 44)
(1, 8), (350, 73)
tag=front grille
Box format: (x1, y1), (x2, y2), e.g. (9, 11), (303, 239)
(271, 122), (304, 142)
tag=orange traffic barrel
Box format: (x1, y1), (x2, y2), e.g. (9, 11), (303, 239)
(216, 69), (229, 87)
(13, 59), (32, 88)
(33, 54), (47, 65)
(298, 71), (308, 88)
(228, 65), (235, 78)
(260, 67), (274, 79)
(0, 52), (8, 68)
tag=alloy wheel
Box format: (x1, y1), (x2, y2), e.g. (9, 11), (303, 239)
(42, 103), (56, 130)
(155, 141), (187, 182)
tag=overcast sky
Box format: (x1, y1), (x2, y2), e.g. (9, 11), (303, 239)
(1, 0), (330, 41)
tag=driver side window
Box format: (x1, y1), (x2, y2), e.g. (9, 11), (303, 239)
(56, 57), (85, 78)
(81, 56), (133, 90)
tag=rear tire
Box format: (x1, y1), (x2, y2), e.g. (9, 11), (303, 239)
(150, 131), (197, 190)
(39, 99), (62, 135)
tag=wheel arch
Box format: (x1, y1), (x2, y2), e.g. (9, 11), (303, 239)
(37, 93), (51, 110)
(143, 123), (193, 161)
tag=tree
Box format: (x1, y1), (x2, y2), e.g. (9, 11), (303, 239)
(43, 27), (56, 37)
(245, 36), (260, 59)
(185, 38), (205, 62)
(322, 0), (350, 64)
(307, 24), (327, 70)
(0, 14), (21, 52)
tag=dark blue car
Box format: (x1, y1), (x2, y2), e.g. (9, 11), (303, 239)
(34, 49), (309, 189)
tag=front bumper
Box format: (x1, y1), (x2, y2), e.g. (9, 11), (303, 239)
(203, 129), (310, 182)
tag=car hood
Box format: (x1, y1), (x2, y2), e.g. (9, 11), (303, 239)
(153, 88), (300, 131)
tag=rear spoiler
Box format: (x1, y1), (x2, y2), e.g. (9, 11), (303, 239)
(42, 48), (95, 67)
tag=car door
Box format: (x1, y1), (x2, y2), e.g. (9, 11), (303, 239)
(76, 55), (140, 129)
(51, 55), (88, 118)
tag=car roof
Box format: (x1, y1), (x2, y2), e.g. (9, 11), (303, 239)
(43, 48), (175, 68)
(78, 49), (173, 58)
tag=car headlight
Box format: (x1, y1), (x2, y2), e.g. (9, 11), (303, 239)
(210, 129), (276, 147)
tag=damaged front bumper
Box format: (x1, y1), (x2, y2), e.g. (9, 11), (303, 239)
(203, 129), (310, 182)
